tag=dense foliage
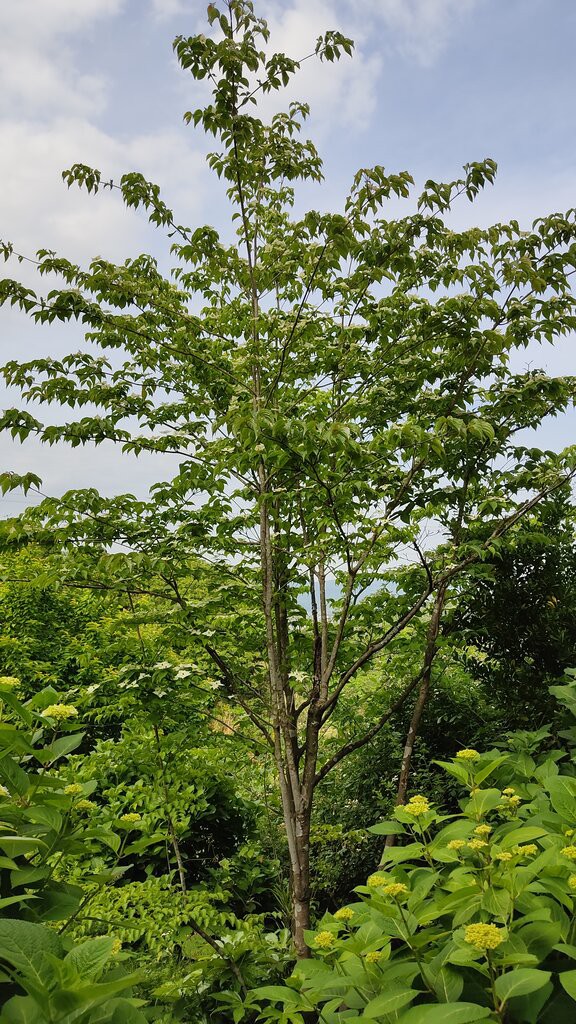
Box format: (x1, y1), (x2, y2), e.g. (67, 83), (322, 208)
(245, 672), (576, 1024)
(1, 1), (576, 1018)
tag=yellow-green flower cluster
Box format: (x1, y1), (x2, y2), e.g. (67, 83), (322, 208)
(0, 676), (20, 689)
(75, 799), (96, 812)
(447, 839), (466, 851)
(120, 812), (142, 824)
(497, 789), (522, 814)
(64, 783), (83, 796)
(561, 845), (576, 860)
(456, 749), (479, 761)
(474, 824), (492, 837)
(314, 931), (336, 950)
(42, 704), (79, 722)
(514, 844), (537, 857)
(365, 950), (383, 963)
(467, 838), (488, 851)
(111, 938), (122, 955)
(464, 923), (506, 950)
(382, 883), (408, 898)
(405, 794), (430, 817)
(333, 907), (354, 921)
(493, 851), (513, 862)
(367, 873), (388, 888)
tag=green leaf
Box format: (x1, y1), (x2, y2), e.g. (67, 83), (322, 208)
(431, 965), (464, 1003)
(110, 1002), (149, 1024)
(494, 968), (551, 1002)
(33, 883), (82, 923)
(559, 970), (576, 999)
(41, 732), (85, 763)
(361, 985), (416, 1016)
(0, 837), (47, 859)
(554, 943), (576, 960)
(434, 760), (470, 786)
(547, 776), (576, 819)
(0, 756), (29, 797)
(473, 755), (509, 785)
(0, 919), (61, 980)
(378, 842), (424, 865)
(396, 1003), (491, 1023)
(499, 825), (549, 849)
(0, 896), (36, 912)
(0, 995), (45, 1024)
(251, 986), (303, 1005)
(58, 973), (143, 1015)
(463, 788), (502, 818)
(367, 821), (406, 836)
(64, 937), (115, 982)
(507, 981), (554, 1024)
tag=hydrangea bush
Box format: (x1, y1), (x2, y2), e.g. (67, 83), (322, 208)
(0, 678), (145, 1022)
(247, 673), (576, 1023)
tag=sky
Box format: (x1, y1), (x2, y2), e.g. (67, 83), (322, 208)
(1, 0), (575, 515)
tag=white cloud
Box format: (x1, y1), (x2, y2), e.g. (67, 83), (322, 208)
(358, 0), (484, 66)
(0, 0), (125, 118)
(0, 117), (207, 268)
(0, 0), (208, 266)
(150, 0), (189, 18)
(224, 0), (381, 136)
(0, 0), (124, 37)
(250, 0), (483, 135)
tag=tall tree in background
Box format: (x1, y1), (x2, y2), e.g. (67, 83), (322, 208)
(1, 1), (576, 953)
(454, 493), (576, 720)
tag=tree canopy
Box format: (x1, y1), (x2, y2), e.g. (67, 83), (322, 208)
(1, 0), (576, 955)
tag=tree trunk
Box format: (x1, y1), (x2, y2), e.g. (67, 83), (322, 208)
(291, 813), (312, 957)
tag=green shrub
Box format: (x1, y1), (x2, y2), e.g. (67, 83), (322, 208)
(0, 678), (144, 1022)
(246, 673), (576, 1023)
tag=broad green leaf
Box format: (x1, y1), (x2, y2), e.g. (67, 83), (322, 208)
(0, 756), (29, 797)
(367, 821), (406, 836)
(433, 761), (470, 786)
(547, 776), (576, 819)
(110, 1002), (149, 1024)
(0, 995), (45, 1024)
(38, 732), (85, 763)
(431, 965), (464, 1003)
(559, 969), (576, 999)
(0, 837), (47, 858)
(378, 842), (424, 865)
(361, 985), (416, 1016)
(473, 755), (509, 785)
(251, 986), (303, 1005)
(507, 981), (554, 1024)
(554, 943), (576, 959)
(463, 788), (502, 818)
(396, 1003), (491, 1023)
(499, 825), (549, 849)
(0, 919), (61, 981)
(494, 968), (551, 1002)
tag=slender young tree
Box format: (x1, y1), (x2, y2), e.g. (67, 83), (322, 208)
(1, 1), (576, 953)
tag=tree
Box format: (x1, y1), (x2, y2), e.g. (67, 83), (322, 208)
(453, 493), (576, 721)
(1, 0), (576, 955)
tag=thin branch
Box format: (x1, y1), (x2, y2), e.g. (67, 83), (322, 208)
(314, 667), (427, 786)
(204, 643), (274, 747)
